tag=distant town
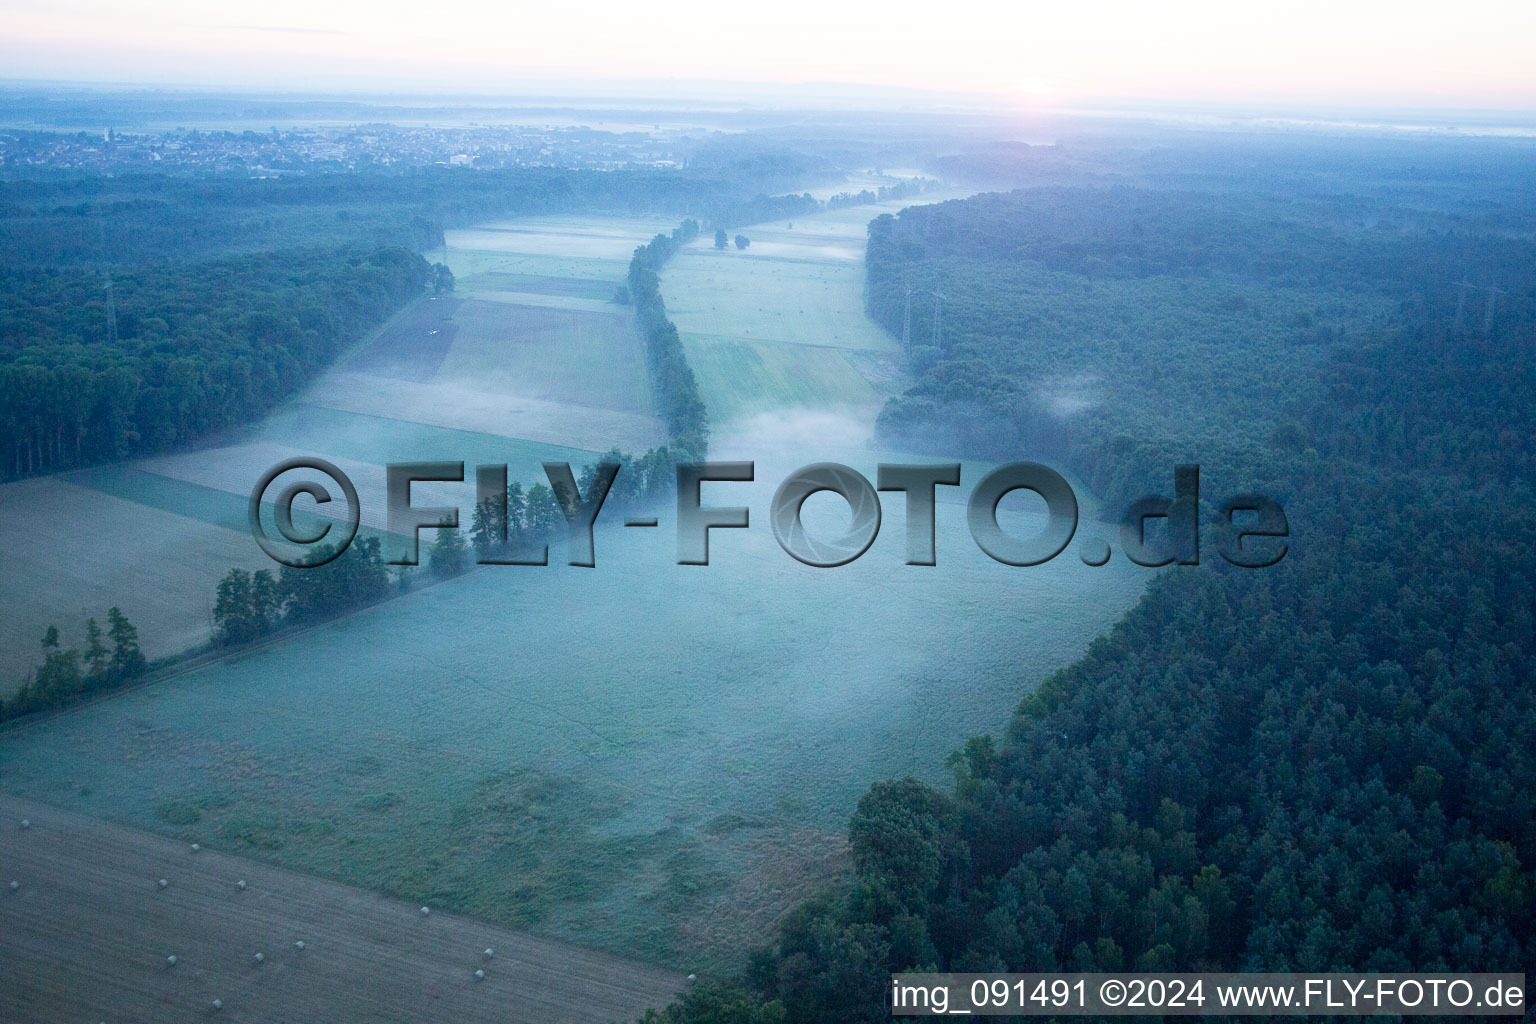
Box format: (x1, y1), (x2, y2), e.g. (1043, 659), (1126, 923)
(0, 122), (695, 175)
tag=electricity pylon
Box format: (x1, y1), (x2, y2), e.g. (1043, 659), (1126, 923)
(901, 285), (913, 356)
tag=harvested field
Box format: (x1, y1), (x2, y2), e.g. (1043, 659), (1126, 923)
(314, 373), (667, 453)
(342, 297), (461, 382)
(457, 272), (622, 301)
(0, 794), (684, 1024)
(436, 300), (654, 414)
(0, 476), (262, 690)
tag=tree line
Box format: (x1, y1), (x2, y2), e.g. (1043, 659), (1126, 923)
(628, 220), (711, 461)
(0, 165), (824, 271)
(214, 446), (679, 646)
(1, 245), (431, 479)
(824, 179), (927, 210)
(1, 608), (147, 723)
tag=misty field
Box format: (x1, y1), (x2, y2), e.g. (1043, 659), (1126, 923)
(679, 337), (886, 426)
(436, 301), (655, 415)
(0, 202), (1156, 974)
(661, 195), (969, 433)
(2, 215), (671, 689)
(0, 479), (1146, 971)
(444, 215), (678, 262)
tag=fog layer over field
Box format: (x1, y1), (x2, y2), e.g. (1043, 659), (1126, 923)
(2, 201), (1147, 970)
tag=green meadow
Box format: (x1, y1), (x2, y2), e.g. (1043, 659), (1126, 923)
(2, 203), (1148, 972)
(0, 477), (1146, 970)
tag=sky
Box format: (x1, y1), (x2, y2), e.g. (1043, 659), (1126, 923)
(2, 0), (1534, 110)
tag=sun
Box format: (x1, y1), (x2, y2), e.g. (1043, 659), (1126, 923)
(1014, 78), (1057, 97)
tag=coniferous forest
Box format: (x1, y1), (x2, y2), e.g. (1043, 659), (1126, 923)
(1, 246), (430, 475)
(649, 144), (1536, 1023)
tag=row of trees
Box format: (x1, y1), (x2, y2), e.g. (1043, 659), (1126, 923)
(461, 446), (678, 567)
(212, 536), (394, 645)
(703, 178), (926, 232)
(707, 193), (820, 231)
(1, 245), (431, 479)
(824, 179), (927, 210)
(2, 608), (146, 723)
(216, 446), (680, 644)
(628, 220), (710, 461)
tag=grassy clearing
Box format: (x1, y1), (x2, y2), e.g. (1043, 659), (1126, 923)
(0, 475), (1146, 970)
(680, 335), (885, 426)
(455, 272), (621, 301)
(664, 255), (894, 353)
(443, 249), (631, 284)
(657, 199), (971, 435)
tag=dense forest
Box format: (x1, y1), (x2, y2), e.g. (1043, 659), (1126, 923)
(649, 147), (1536, 1022)
(865, 181), (1536, 507)
(0, 165), (812, 269)
(0, 245), (431, 477)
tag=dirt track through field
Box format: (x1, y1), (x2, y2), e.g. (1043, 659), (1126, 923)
(0, 795), (684, 1024)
